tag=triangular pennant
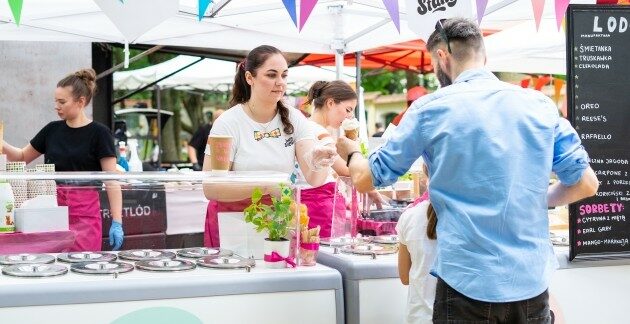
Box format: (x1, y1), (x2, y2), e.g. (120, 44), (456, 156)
(531, 0), (546, 31)
(382, 0), (400, 32)
(553, 78), (565, 104)
(299, 0), (318, 31)
(8, 0), (23, 26)
(198, 0), (213, 21)
(554, 0), (570, 31)
(476, 0), (489, 24)
(282, 0), (297, 27)
(94, 0), (178, 42)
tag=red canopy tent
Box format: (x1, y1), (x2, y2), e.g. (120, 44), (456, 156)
(298, 31), (498, 72)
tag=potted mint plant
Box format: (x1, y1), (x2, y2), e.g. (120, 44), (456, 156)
(244, 184), (295, 268)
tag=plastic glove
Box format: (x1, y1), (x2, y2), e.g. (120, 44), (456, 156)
(109, 220), (124, 251)
(303, 144), (338, 171)
(367, 190), (390, 210)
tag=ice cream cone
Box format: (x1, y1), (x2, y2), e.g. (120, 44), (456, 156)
(344, 128), (359, 140)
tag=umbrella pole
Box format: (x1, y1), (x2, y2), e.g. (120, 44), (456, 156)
(155, 85), (162, 170)
(335, 51), (344, 80)
(355, 51), (362, 119)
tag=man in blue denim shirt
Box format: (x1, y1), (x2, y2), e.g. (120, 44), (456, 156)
(337, 18), (598, 323)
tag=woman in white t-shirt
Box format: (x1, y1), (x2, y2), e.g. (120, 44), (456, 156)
(300, 81), (357, 238)
(201, 45), (335, 247)
(396, 165), (437, 324)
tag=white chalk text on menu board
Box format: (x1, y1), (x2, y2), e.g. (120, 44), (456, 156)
(568, 5), (630, 261)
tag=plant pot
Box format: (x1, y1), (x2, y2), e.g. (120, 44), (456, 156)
(263, 238), (291, 269)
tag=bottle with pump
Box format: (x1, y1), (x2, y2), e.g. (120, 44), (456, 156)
(0, 180), (15, 233)
(117, 141), (129, 172)
(128, 139), (143, 172)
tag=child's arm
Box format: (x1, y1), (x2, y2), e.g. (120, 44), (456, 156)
(398, 243), (411, 285)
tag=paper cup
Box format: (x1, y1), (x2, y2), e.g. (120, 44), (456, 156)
(207, 135), (233, 174)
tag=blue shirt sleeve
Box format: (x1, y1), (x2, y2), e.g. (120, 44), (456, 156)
(552, 118), (589, 186)
(369, 100), (430, 187)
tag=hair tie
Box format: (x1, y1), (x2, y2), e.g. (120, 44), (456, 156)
(314, 82), (328, 99)
(240, 58), (248, 71)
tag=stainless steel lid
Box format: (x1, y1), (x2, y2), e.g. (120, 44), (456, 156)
(118, 249), (176, 261)
(135, 259), (196, 272)
(2, 264), (68, 278)
(71, 261), (134, 275)
(177, 247), (233, 259)
(57, 252), (117, 263)
(197, 256), (255, 269)
(340, 243), (398, 255)
(371, 235), (399, 245)
(321, 236), (371, 247)
(0, 253), (56, 265)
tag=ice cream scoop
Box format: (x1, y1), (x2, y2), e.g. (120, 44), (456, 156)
(342, 118), (360, 140)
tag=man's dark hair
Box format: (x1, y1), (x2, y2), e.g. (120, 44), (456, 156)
(426, 18), (485, 61)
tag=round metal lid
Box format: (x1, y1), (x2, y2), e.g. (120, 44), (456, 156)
(0, 253), (56, 265)
(135, 259), (196, 272)
(371, 235), (399, 245)
(197, 256), (255, 269)
(118, 249), (176, 261)
(177, 247), (233, 259)
(340, 243), (398, 255)
(57, 252), (118, 263)
(321, 236), (371, 247)
(2, 264), (68, 278)
(70, 261), (134, 275)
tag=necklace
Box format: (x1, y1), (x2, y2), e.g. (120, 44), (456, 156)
(246, 101), (276, 131)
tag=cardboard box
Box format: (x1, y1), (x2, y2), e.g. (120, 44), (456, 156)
(14, 206), (69, 233)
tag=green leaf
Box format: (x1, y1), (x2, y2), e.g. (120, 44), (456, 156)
(251, 187), (263, 203)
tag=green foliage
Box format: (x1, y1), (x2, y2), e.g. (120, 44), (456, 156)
(398, 172), (413, 181)
(361, 69), (407, 95)
(243, 184), (294, 241)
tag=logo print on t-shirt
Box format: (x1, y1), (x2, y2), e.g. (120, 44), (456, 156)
(253, 128), (281, 141)
(284, 137), (295, 147)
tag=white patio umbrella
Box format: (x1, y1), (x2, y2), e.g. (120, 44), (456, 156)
(113, 55), (356, 93)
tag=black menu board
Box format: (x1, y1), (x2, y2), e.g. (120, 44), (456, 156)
(568, 5), (630, 261)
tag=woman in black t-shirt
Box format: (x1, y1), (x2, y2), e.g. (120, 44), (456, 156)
(2, 68), (124, 251)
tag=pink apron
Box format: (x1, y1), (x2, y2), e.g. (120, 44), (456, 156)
(57, 186), (102, 251)
(204, 196), (273, 248)
(300, 182), (346, 239)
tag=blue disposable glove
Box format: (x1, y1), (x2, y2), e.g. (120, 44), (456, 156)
(109, 221), (124, 251)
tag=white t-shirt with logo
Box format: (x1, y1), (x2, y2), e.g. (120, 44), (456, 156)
(395, 200), (438, 324)
(206, 104), (315, 173)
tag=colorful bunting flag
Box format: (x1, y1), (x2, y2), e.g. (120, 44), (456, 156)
(8, 0), (23, 26)
(531, 0), (545, 31)
(282, 0), (298, 27)
(382, 0), (400, 33)
(554, 0), (570, 31)
(476, 0), (488, 24)
(299, 0), (318, 31)
(198, 0), (213, 21)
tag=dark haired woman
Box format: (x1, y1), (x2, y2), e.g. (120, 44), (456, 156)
(202, 45), (336, 247)
(300, 80), (357, 238)
(2, 68), (124, 251)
